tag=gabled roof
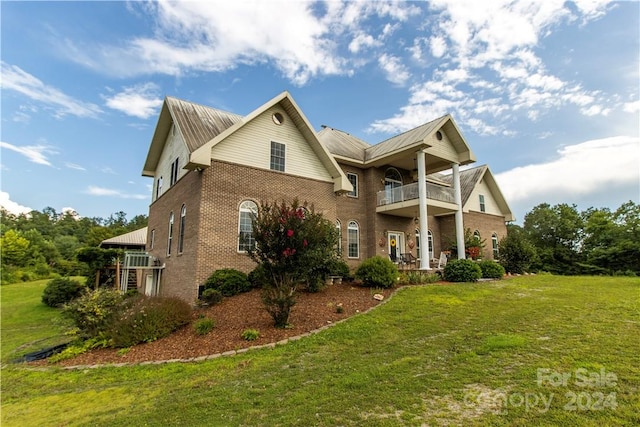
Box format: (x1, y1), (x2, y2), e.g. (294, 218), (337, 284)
(143, 97), (242, 177)
(318, 114), (475, 169)
(433, 165), (514, 222)
(99, 227), (148, 248)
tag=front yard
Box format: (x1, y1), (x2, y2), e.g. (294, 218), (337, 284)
(2, 275), (639, 426)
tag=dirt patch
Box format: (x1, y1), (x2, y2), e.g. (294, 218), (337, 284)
(41, 282), (395, 367)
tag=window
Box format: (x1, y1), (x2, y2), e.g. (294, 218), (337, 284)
(156, 177), (163, 200)
(473, 230), (481, 241)
(428, 230), (434, 261)
(270, 141), (285, 172)
(415, 229), (420, 259)
(178, 205), (186, 254)
(346, 173), (358, 197)
(167, 212), (174, 256)
(150, 229), (155, 250)
(347, 221), (359, 258)
(238, 200), (258, 252)
(385, 168), (403, 203)
(492, 233), (499, 259)
(170, 158), (179, 186)
(336, 220), (342, 256)
(479, 194), (486, 212)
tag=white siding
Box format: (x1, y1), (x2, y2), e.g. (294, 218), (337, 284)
(424, 131), (458, 162)
(467, 179), (503, 215)
(153, 124), (190, 201)
(210, 107), (333, 182)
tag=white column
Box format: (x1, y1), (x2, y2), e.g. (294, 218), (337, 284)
(417, 150), (431, 270)
(452, 163), (465, 259)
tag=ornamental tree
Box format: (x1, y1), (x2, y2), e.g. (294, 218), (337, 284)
(247, 199), (339, 327)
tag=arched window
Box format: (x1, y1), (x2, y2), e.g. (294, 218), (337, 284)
(167, 212), (174, 256)
(385, 168), (403, 203)
(473, 230), (481, 241)
(347, 221), (359, 258)
(178, 204), (186, 254)
(336, 220), (342, 256)
(238, 200), (258, 252)
(492, 233), (499, 259)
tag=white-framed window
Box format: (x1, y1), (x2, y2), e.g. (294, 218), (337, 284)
(479, 194), (486, 212)
(270, 141), (285, 172)
(347, 220), (359, 258)
(167, 212), (174, 256)
(178, 204), (186, 254)
(238, 200), (258, 252)
(336, 219), (342, 256)
(150, 229), (155, 250)
(347, 173), (358, 197)
(170, 158), (179, 186)
(385, 168), (403, 203)
(492, 233), (499, 259)
(156, 176), (163, 200)
(415, 229), (434, 261)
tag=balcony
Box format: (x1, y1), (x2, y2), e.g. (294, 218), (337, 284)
(375, 182), (458, 217)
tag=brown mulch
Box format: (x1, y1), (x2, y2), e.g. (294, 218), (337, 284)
(44, 282), (396, 368)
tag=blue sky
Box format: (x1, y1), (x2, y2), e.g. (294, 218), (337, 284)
(1, 0), (638, 224)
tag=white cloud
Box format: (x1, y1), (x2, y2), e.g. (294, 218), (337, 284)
(0, 191), (32, 215)
(0, 141), (57, 166)
(65, 162), (86, 171)
(85, 186), (148, 200)
(496, 136), (640, 204)
(103, 83), (163, 119)
(623, 100), (640, 113)
(0, 62), (102, 119)
(348, 32), (380, 53)
(429, 35), (447, 58)
(378, 54), (410, 86)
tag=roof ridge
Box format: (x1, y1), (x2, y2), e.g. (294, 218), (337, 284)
(166, 96), (243, 119)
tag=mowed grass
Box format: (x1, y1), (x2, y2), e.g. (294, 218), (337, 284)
(2, 275), (639, 426)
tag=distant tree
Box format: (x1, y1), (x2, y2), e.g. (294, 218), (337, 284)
(498, 225), (537, 274)
(523, 203), (583, 274)
(0, 229), (30, 267)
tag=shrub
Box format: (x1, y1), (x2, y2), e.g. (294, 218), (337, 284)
(478, 260), (505, 279)
(204, 269), (252, 297)
(241, 328), (260, 341)
(109, 296), (192, 348)
(193, 317), (215, 335)
(248, 264), (268, 288)
(329, 258), (351, 278)
(443, 259), (482, 282)
(355, 256), (398, 289)
(62, 288), (124, 338)
(401, 271), (441, 285)
(42, 277), (85, 307)
(201, 288), (223, 305)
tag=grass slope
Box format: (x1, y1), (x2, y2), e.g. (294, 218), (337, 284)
(2, 275), (639, 426)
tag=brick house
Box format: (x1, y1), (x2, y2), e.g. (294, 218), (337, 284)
(141, 91), (513, 302)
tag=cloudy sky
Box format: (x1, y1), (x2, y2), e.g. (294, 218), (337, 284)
(1, 0), (638, 223)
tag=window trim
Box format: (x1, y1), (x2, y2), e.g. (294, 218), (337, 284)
(270, 141), (286, 172)
(178, 204), (186, 254)
(479, 194), (486, 212)
(492, 233), (499, 258)
(347, 220), (360, 259)
(336, 219), (342, 256)
(346, 173), (358, 198)
(167, 212), (174, 256)
(238, 200), (258, 253)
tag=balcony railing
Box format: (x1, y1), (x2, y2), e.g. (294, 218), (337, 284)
(377, 182), (456, 206)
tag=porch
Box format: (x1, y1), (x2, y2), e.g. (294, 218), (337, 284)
(376, 181), (458, 217)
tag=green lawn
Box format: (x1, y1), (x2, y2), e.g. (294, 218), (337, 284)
(2, 275), (639, 426)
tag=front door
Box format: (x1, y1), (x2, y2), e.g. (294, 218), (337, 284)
(388, 232), (403, 263)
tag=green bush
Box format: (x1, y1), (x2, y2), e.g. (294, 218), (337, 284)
(201, 288), (223, 305)
(42, 277), (85, 307)
(354, 256), (398, 289)
(329, 258), (351, 278)
(478, 260), (505, 279)
(109, 296), (193, 348)
(443, 259), (482, 282)
(400, 271), (441, 285)
(248, 264), (268, 288)
(241, 328), (260, 341)
(204, 269), (252, 297)
(62, 288), (124, 338)
(193, 317), (215, 335)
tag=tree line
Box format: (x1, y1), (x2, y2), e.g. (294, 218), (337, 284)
(0, 208), (147, 284)
(499, 200), (639, 276)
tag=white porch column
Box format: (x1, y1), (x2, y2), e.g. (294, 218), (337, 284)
(452, 163), (465, 259)
(417, 150), (431, 270)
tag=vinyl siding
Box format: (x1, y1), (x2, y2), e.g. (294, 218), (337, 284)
(210, 107), (334, 182)
(467, 179), (503, 216)
(154, 124), (190, 201)
(424, 131), (459, 162)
